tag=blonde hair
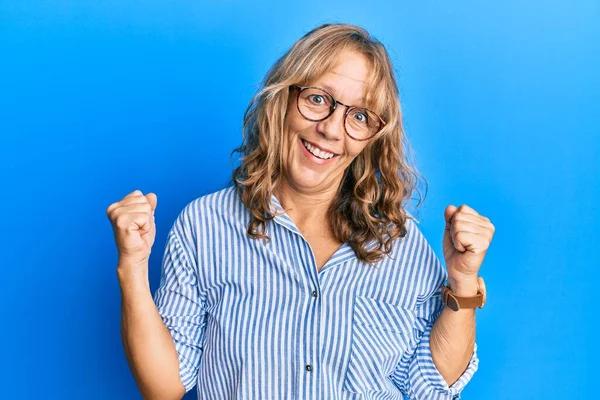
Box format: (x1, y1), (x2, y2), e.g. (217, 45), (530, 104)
(230, 23), (427, 265)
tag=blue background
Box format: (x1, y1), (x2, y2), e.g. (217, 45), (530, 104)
(1, 1), (597, 399)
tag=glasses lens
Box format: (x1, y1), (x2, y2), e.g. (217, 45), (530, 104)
(345, 107), (382, 140)
(297, 88), (333, 120)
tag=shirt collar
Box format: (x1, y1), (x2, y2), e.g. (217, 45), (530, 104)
(268, 192), (381, 270)
(269, 192), (301, 236)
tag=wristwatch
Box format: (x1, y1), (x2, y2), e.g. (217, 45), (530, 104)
(441, 276), (486, 311)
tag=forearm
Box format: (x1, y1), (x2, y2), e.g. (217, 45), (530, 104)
(429, 276), (478, 386)
(118, 265), (185, 400)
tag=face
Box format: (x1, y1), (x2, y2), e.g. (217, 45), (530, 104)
(282, 50), (374, 195)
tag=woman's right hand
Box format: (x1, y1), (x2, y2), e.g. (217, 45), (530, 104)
(106, 190), (158, 276)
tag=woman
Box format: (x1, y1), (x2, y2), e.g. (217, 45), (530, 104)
(107, 23), (494, 399)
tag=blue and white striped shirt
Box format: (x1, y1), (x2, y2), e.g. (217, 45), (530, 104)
(152, 185), (478, 399)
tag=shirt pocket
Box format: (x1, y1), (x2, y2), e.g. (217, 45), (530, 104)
(342, 295), (417, 394)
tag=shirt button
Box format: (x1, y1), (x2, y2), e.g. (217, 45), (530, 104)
(311, 290), (318, 298)
(305, 364), (313, 372)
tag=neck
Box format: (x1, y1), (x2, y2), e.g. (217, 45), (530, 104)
(273, 181), (339, 230)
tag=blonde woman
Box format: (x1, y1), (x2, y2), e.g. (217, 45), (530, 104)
(107, 23), (494, 399)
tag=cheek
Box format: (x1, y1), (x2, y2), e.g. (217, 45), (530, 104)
(286, 113), (311, 133)
(344, 142), (369, 159)
(285, 118), (315, 147)
(285, 99), (305, 132)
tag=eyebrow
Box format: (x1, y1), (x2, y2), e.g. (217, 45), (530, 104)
(319, 83), (365, 105)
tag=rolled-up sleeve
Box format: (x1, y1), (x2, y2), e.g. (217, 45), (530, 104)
(403, 295), (479, 399)
(152, 208), (207, 393)
(390, 217), (479, 399)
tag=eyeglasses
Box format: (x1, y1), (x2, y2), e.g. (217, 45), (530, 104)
(291, 85), (386, 141)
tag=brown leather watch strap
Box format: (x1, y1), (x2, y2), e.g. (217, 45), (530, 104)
(441, 277), (486, 311)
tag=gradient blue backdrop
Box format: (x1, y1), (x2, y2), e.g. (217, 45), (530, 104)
(1, 1), (597, 399)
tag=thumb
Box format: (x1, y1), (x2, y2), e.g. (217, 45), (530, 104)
(145, 193), (158, 214)
(444, 204), (457, 230)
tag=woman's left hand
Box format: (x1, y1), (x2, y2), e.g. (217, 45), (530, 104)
(442, 204), (495, 284)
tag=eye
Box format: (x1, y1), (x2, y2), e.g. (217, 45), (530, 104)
(353, 111), (368, 123)
(309, 95), (325, 105)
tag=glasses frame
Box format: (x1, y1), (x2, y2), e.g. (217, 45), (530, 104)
(291, 85), (386, 141)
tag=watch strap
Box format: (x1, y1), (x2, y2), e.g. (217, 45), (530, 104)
(441, 277), (486, 311)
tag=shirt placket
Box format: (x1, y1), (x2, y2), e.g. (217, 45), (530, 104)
(269, 195), (324, 400)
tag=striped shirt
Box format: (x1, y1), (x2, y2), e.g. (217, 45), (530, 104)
(152, 185), (479, 399)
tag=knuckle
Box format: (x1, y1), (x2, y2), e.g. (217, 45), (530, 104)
(115, 215), (129, 230)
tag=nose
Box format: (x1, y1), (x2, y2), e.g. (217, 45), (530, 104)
(315, 104), (346, 142)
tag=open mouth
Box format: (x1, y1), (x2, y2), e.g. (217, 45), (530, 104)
(301, 139), (337, 160)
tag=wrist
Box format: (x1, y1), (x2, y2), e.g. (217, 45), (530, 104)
(117, 263), (150, 289)
(446, 274), (479, 297)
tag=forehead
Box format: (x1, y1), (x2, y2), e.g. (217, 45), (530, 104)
(311, 51), (371, 105)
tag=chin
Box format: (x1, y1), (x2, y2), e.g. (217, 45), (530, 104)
(287, 168), (328, 190)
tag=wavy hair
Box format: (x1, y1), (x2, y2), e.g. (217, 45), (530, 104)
(229, 23), (427, 265)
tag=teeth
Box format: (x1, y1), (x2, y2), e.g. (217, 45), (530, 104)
(302, 139), (335, 159)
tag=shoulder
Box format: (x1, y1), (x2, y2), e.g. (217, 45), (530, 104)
(172, 184), (248, 237)
(167, 185), (245, 262)
(189, 184), (238, 209)
(181, 184), (240, 217)
(176, 184), (242, 224)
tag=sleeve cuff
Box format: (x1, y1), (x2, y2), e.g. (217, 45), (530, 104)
(408, 319), (479, 399)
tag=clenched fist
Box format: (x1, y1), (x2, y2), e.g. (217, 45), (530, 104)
(106, 190), (158, 275)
